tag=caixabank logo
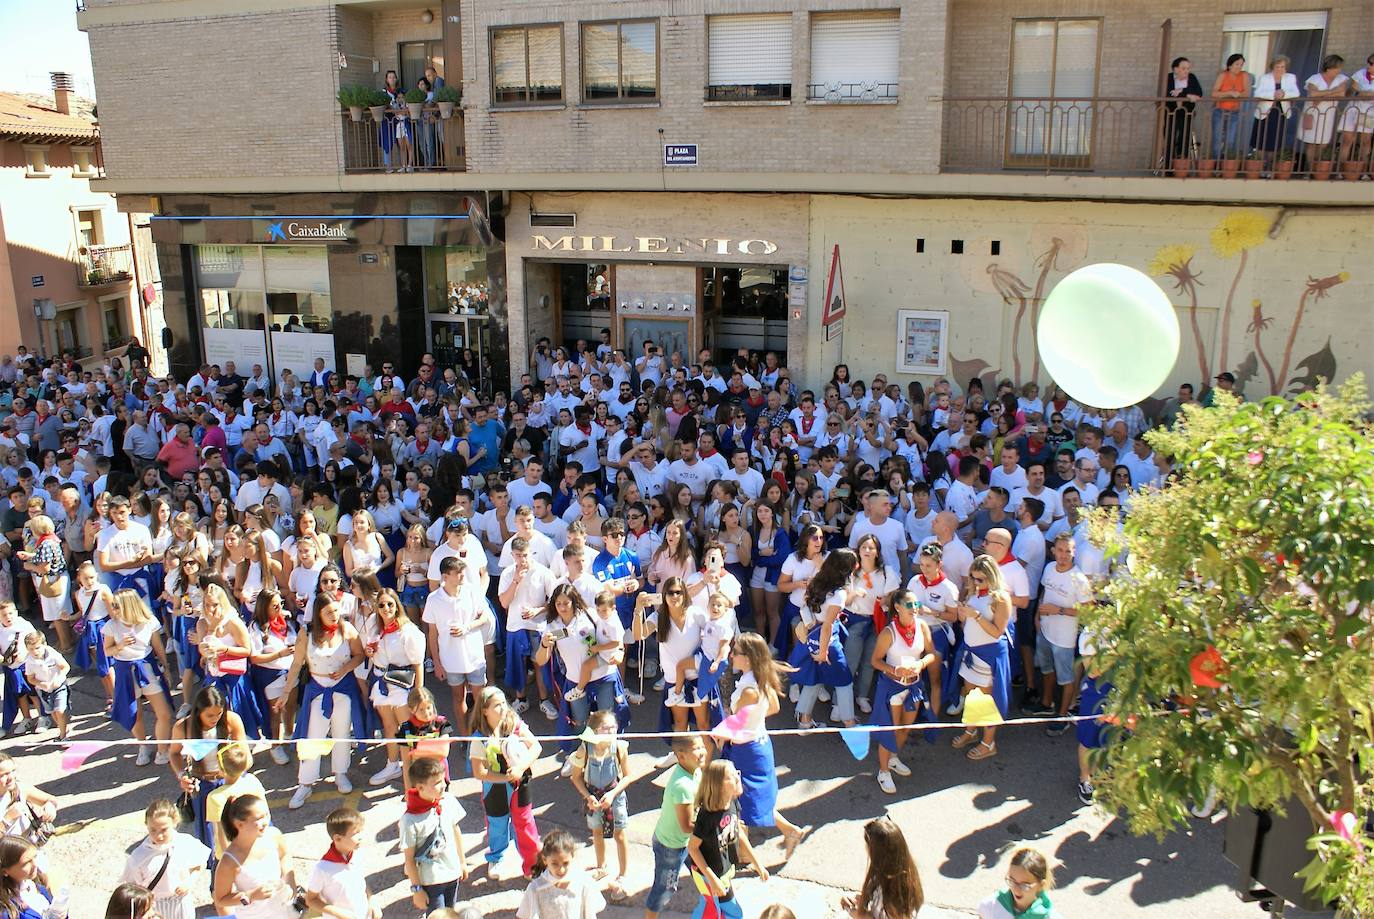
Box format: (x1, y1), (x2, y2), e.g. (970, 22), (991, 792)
(266, 221), (350, 242)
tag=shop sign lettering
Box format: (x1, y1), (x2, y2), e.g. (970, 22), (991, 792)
(532, 235), (778, 256)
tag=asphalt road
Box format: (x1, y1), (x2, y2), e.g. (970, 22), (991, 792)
(6, 668), (1332, 918)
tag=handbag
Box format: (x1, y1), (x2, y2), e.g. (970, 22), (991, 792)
(71, 591), (98, 640)
(175, 771), (196, 825)
(1, 637), (17, 669)
(25, 803), (55, 848)
(382, 668), (415, 690)
(215, 654), (248, 677)
(36, 574), (65, 600)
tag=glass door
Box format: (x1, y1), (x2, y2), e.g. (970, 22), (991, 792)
(1006, 18), (1100, 169)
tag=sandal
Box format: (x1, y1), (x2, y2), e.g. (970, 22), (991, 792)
(952, 728), (979, 750)
(782, 825), (811, 860)
(607, 881), (628, 901)
(967, 741), (997, 761)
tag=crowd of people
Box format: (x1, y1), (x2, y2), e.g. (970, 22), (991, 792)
(0, 335), (1201, 916)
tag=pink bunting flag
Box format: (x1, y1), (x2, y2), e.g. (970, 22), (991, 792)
(711, 704), (760, 744)
(60, 741), (101, 773)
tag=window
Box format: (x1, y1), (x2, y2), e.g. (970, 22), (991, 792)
(196, 245), (267, 331)
(54, 306), (83, 354)
(23, 145), (49, 177)
(102, 297), (127, 348)
(581, 20), (658, 102)
(399, 40), (445, 92)
(1222, 12), (1327, 89)
(809, 12), (899, 101)
(707, 14), (792, 101)
(196, 244), (333, 334)
(1007, 18), (1100, 164)
(492, 25), (564, 105)
(76, 209), (103, 249)
(72, 148), (96, 177)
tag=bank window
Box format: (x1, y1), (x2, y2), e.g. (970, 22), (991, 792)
(809, 11), (900, 101)
(492, 25), (564, 105)
(102, 297), (127, 348)
(264, 246), (332, 333)
(196, 245), (267, 331)
(708, 14), (792, 101)
(423, 246), (490, 315)
(23, 145), (50, 177)
(582, 20), (658, 103)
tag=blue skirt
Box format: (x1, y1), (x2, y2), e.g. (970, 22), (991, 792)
(774, 599), (801, 658)
(693, 648), (726, 698)
(111, 655), (171, 732)
(172, 614), (201, 674)
(869, 672), (932, 753)
(2, 665), (33, 730)
(943, 638), (1013, 721)
(189, 774), (226, 868)
(74, 618), (111, 676)
(723, 736), (778, 826)
(205, 670), (265, 740)
(787, 621), (853, 688)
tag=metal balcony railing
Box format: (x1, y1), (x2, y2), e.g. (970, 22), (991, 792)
(940, 96), (1374, 179)
(807, 82), (899, 102)
(77, 243), (133, 287)
(340, 106), (466, 173)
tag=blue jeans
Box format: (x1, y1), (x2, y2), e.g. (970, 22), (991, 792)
(842, 616), (878, 700)
(568, 675), (617, 725)
(646, 838), (688, 913)
(1211, 106), (1245, 159)
(423, 879), (460, 909)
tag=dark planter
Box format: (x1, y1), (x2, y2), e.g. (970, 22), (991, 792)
(1223, 804), (1332, 913)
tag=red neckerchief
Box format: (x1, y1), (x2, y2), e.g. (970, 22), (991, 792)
(894, 617), (917, 647)
(381, 619), (401, 635)
(800, 414), (816, 434)
(919, 571), (945, 588)
(414, 438), (430, 452)
(322, 843), (352, 864)
(700, 449), (717, 459)
(1053, 397), (1068, 412)
(576, 421), (591, 435)
(406, 787), (441, 815)
(999, 553), (1017, 567)
(861, 569), (874, 588)
(976, 588), (990, 598)
(351, 433), (368, 447)
(747, 394), (765, 408)
(407, 714), (434, 732)
(10, 408), (28, 418)
(320, 623), (338, 638)
(268, 616), (288, 638)
(630, 526), (649, 538)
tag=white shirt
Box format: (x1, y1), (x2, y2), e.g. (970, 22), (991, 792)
(499, 531), (558, 570)
(903, 508), (937, 549)
(1012, 524), (1047, 594)
(1039, 563), (1093, 648)
(306, 859), (371, 919)
(629, 459), (669, 499)
(919, 535), (973, 586)
(999, 557), (1030, 603)
(779, 554), (820, 608)
(507, 477), (553, 513)
(96, 521), (153, 575)
(990, 464), (1028, 493)
(559, 422), (605, 473)
(721, 465), (764, 501)
(422, 585), (488, 672)
(848, 515), (908, 575)
(498, 561), (557, 633)
(1060, 479), (1100, 507)
(945, 480), (980, 533)
(1010, 486), (1061, 526)
(667, 458), (713, 499)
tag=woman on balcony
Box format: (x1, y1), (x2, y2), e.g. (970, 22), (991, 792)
(1163, 57), (1203, 169)
(416, 76), (437, 169)
(1209, 54), (1252, 160)
(380, 70), (411, 174)
(1299, 55), (1350, 169)
(1250, 55), (1301, 168)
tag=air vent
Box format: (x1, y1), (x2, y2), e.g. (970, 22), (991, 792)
(531, 213), (576, 228)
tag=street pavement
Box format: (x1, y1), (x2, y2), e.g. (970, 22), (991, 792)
(6, 669), (1333, 918)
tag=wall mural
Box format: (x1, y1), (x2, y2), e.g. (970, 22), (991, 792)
(953, 210), (1351, 404)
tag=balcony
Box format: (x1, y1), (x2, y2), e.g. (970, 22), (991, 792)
(76, 243), (133, 288)
(807, 82), (898, 103)
(940, 97), (1372, 180)
(340, 106), (466, 173)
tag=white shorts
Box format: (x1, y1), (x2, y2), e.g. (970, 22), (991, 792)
(1341, 106), (1374, 134)
(262, 669), (290, 701)
(749, 567), (778, 591)
(135, 676), (164, 699)
(39, 583), (68, 623)
(481, 616), (496, 646)
(959, 655), (993, 689)
(370, 679), (412, 708)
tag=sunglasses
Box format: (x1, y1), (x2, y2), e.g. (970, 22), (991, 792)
(666, 589), (685, 596)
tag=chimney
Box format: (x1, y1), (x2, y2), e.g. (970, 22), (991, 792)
(50, 72), (74, 115)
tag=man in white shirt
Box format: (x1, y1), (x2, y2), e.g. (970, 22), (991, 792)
(95, 495), (155, 593)
(234, 460), (291, 515)
(628, 443), (668, 500)
(849, 488), (913, 581)
(667, 439), (713, 501)
(990, 445), (1028, 493)
(558, 406), (605, 476)
(499, 505), (558, 569)
(475, 482), (516, 574)
(695, 431), (729, 482)
(1123, 437), (1161, 490)
(945, 456), (983, 541)
(1035, 533), (1094, 724)
(423, 556), (492, 727)
(721, 448), (763, 502)
(1059, 457), (1101, 507)
(546, 377), (583, 418)
(427, 516), (488, 592)
(531, 495), (570, 548)
(497, 536), (558, 716)
(918, 512), (973, 588)
(903, 482), (938, 549)
(1009, 461), (1062, 532)
(507, 458), (553, 512)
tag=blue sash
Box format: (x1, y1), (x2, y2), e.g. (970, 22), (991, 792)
(293, 675), (366, 741)
(944, 636), (1012, 720)
(110, 654), (170, 731)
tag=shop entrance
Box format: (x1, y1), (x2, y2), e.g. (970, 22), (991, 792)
(422, 244), (497, 396)
(701, 266), (788, 367)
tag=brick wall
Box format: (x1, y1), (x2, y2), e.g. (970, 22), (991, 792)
(86, 7), (342, 179)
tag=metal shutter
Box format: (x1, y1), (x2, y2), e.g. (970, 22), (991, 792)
(708, 14), (791, 86)
(1223, 12), (1327, 32)
(810, 11), (900, 88)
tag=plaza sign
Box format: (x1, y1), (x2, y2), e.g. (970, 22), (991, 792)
(533, 235), (778, 256)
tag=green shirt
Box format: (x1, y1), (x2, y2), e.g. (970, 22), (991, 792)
(653, 764), (700, 849)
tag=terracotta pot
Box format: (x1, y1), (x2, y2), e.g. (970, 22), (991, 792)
(438, 101), (455, 119)
(1219, 158), (1241, 179)
(1341, 160), (1364, 181)
(1273, 160), (1294, 180)
(1312, 160), (1333, 181)
(1195, 158), (1216, 178)
(348, 105), (363, 123)
(368, 106), (387, 123)
(1173, 160), (1192, 178)
(1244, 159), (1264, 178)
(406, 102), (423, 120)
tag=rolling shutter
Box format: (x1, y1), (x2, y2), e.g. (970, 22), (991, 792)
(708, 14), (792, 86)
(810, 11), (900, 89)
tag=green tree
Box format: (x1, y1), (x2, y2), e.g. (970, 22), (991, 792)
(1084, 378), (1374, 914)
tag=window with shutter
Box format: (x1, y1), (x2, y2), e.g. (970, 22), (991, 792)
(492, 25), (564, 105)
(808, 11), (899, 101)
(581, 20), (658, 102)
(707, 14), (792, 101)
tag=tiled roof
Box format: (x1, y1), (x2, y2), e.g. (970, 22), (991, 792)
(0, 92), (98, 142)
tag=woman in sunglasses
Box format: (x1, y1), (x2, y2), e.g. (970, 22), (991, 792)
(945, 556), (1014, 761)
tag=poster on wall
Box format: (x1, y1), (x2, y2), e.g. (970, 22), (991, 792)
(204, 328), (268, 374)
(896, 309), (949, 376)
(270, 331), (336, 378)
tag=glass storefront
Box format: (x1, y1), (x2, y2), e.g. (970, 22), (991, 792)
(422, 245), (496, 396)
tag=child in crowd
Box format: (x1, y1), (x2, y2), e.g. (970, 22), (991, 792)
(204, 744), (267, 859)
(401, 756), (468, 913)
(69, 559), (116, 710)
(687, 760), (769, 919)
(0, 600), (38, 735)
(565, 591), (624, 703)
(22, 631), (69, 738)
(678, 592), (733, 708)
(516, 830), (606, 919)
(396, 686), (454, 791)
(120, 798), (212, 919)
(567, 709), (635, 899)
(1075, 634), (1119, 806)
(645, 735), (707, 919)
(841, 816), (925, 919)
(306, 806), (380, 919)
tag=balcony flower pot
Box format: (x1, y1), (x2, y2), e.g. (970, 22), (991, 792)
(1173, 160), (1192, 178)
(406, 103), (423, 120)
(1195, 158), (1215, 178)
(1219, 158), (1241, 179)
(434, 86), (460, 118)
(1244, 157), (1264, 178)
(1312, 160), (1333, 181)
(1273, 157), (1294, 180)
(1340, 160), (1364, 181)
(347, 106), (363, 122)
(437, 101), (455, 119)
(368, 105), (387, 123)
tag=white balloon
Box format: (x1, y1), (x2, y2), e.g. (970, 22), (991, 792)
(1036, 263), (1180, 407)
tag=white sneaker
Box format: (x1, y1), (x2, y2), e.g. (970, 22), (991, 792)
(154, 751), (170, 766)
(626, 691), (645, 705)
(539, 699), (558, 720)
(857, 697), (872, 715)
(946, 697), (965, 717)
(564, 687), (586, 702)
(36, 716), (52, 732)
(665, 688), (687, 707)
(369, 761), (403, 786)
(135, 744), (154, 767)
(888, 756), (911, 777)
(652, 677), (666, 692)
(560, 758), (575, 778)
(336, 773), (353, 794)
(789, 684), (800, 704)
(877, 771), (896, 794)
(424, 659), (435, 673)
(817, 687), (831, 703)
(513, 698), (530, 714)
(643, 659), (660, 679)
(270, 746), (290, 766)
(288, 785), (313, 810)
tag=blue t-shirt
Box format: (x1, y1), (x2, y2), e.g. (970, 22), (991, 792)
(467, 420), (503, 475)
(592, 548), (641, 627)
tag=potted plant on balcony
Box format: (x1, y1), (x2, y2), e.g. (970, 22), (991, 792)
(1194, 156), (1215, 178)
(338, 85), (367, 122)
(1340, 154), (1365, 182)
(1273, 149), (1295, 180)
(367, 90), (389, 124)
(1311, 150), (1334, 181)
(1243, 150), (1265, 178)
(434, 85), (460, 119)
(1172, 157), (1192, 179)
(87, 267), (106, 285)
(1219, 153), (1242, 179)
(403, 88), (425, 121)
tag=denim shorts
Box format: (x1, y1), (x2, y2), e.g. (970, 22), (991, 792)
(646, 837), (688, 912)
(422, 879), (460, 910)
(445, 664), (487, 687)
(1035, 635), (1076, 684)
(585, 791), (630, 833)
(37, 685), (69, 714)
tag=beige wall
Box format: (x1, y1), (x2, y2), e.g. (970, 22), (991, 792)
(807, 195), (1369, 404)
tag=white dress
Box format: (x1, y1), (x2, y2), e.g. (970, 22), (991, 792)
(221, 830), (296, 918)
(1299, 71), (1350, 144)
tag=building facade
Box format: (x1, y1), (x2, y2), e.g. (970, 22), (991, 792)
(0, 77), (163, 371)
(79, 0), (1372, 401)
